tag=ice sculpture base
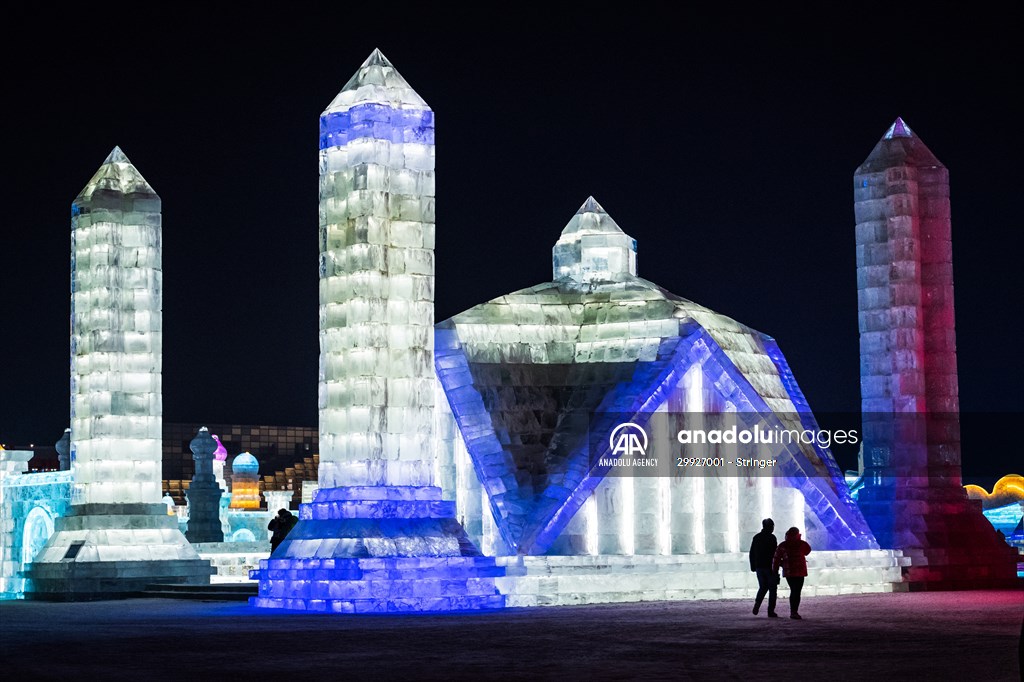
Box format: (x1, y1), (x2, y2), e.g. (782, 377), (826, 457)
(249, 486), (505, 612)
(495, 550), (909, 607)
(859, 488), (1021, 588)
(23, 503), (214, 600)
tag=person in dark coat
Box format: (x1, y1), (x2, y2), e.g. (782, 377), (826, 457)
(773, 526), (812, 619)
(268, 508), (297, 553)
(748, 518), (779, 617)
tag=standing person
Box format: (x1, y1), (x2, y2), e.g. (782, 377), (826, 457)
(749, 518), (779, 617)
(773, 526), (812, 619)
(268, 508), (297, 553)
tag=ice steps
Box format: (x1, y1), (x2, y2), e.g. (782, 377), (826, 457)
(141, 582), (258, 601)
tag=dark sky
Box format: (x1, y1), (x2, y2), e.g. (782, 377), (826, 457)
(3, 11), (1020, 486)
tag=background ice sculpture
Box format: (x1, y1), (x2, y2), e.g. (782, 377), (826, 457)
(211, 434), (228, 490)
(23, 148), (212, 598)
(185, 427), (223, 543)
(435, 198), (878, 556)
(68, 147), (163, 505)
(228, 452), (261, 509)
(250, 50), (503, 612)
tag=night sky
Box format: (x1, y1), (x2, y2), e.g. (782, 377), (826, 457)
(3, 11), (1020, 486)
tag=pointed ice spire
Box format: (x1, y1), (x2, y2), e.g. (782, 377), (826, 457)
(560, 196), (628, 236)
(553, 197), (637, 282)
(75, 146), (158, 203)
(857, 117), (943, 174)
(105, 145), (130, 163)
(883, 117), (913, 139)
(324, 48), (428, 113)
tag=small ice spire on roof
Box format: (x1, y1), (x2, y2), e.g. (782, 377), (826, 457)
(104, 145), (129, 164)
(554, 197), (637, 282)
(577, 195), (606, 215)
(883, 117), (913, 139)
(364, 47), (389, 67)
(561, 196), (625, 236)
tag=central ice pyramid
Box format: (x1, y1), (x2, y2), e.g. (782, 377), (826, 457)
(436, 198), (878, 555)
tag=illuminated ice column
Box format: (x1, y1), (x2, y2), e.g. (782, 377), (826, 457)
(70, 147), (162, 505)
(633, 405), (669, 554)
(319, 48), (436, 489)
(701, 416), (735, 552)
(702, 474), (731, 552)
(24, 148), (213, 599)
(669, 366), (704, 553)
(596, 477), (631, 554)
(251, 51), (503, 612)
(771, 484), (804, 540)
(737, 475), (772, 540)
(852, 118), (1017, 584)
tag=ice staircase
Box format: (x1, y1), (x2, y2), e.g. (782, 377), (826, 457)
(141, 582), (258, 601)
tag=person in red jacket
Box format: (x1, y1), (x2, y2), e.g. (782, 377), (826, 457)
(772, 526), (812, 619)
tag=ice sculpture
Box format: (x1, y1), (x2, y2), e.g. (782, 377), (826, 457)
(229, 453), (261, 509)
(185, 427), (223, 542)
(211, 434), (228, 491)
(250, 50), (503, 612)
(435, 198), (878, 556)
(24, 148), (212, 598)
(0, 458), (72, 599)
(853, 119), (1018, 586)
(55, 429), (71, 471)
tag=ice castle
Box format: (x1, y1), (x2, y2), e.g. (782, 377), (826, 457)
(435, 197), (877, 558)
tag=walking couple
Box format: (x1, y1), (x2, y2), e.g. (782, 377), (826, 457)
(748, 518), (812, 620)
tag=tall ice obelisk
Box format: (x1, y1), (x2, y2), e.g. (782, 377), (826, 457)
(25, 148), (212, 599)
(854, 119), (1018, 587)
(251, 50), (503, 612)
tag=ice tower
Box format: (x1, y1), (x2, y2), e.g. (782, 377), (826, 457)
(250, 50), (503, 612)
(854, 118), (1018, 587)
(436, 198), (878, 557)
(25, 148), (212, 599)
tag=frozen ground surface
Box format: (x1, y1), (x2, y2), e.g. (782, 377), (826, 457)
(1, 590), (1021, 680)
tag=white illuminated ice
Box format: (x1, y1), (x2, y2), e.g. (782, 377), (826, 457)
(318, 49), (437, 489)
(20, 148), (213, 599)
(70, 147), (163, 505)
